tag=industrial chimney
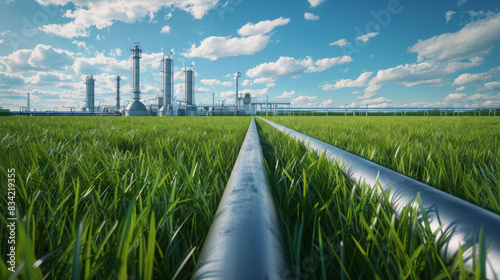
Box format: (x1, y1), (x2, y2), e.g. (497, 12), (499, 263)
(184, 63), (195, 115)
(159, 51), (173, 116)
(125, 42), (148, 116)
(85, 75), (95, 113)
(116, 76), (121, 111)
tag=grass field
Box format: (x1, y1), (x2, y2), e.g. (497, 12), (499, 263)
(256, 118), (484, 279)
(0, 116), (250, 279)
(0, 115), (496, 279)
(264, 116), (500, 214)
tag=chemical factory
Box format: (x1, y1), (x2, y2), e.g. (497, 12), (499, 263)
(9, 41), (290, 117)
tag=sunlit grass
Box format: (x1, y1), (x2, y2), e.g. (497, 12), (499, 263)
(264, 116), (500, 214)
(0, 116), (250, 279)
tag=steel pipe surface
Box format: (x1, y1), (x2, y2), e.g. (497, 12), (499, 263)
(192, 118), (290, 280)
(259, 117), (500, 279)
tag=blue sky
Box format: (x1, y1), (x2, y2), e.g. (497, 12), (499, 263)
(0, 0), (499, 111)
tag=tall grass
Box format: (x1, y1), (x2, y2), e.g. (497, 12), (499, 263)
(0, 116), (250, 279)
(265, 116), (500, 214)
(257, 118), (484, 279)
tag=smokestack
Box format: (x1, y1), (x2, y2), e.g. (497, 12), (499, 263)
(116, 76), (121, 110)
(131, 42), (142, 101)
(235, 72), (241, 109)
(163, 52), (173, 110)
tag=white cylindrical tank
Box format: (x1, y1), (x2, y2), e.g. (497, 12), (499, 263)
(85, 75), (95, 113)
(164, 53), (173, 109)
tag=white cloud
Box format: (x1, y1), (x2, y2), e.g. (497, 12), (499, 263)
(409, 13), (500, 61)
(237, 17), (290, 36)
(220, 90), (235, 99)
(0, 72), (25, 88)
(357, 92), (376, 99)
(308, 0), (325, 8)
(319, 99), (333, 107)
(452, 66), (499, 86)
(246, 55), (352, 78)
(182, 34), (270, 60)
(108, 48), (122, 57)
(356, 32), (379, 43)
(200, 79), (233, 87)
(160, 25), (171, 34)
(304, 12), (319, 21)
(291, 95), (317, 106)
(38, 0), (219, 38)
(444, 93), (466, 101)
(351, 97), (391, 106)
(457, 0), (467, 7)
(26, 72), (73, 85)
(456, 86), (465, 91)
(197, 86), (209, 92)
(329, 38), (348, 47)
(241, 79), (253, 86)
(73, 53), (128, 74)
(445, 11), (456, 25)
(242, 87), (269, 96)
(0, 44), (75, 72)
(278, 90), (295, 98)
(96, 34), (105, 41)
(254, 77), (275, 84)
(369, 57), (483, 87)
(322, 71), (372, 90)
(72, 40), (93, 53)
(480, 81), (500, 91)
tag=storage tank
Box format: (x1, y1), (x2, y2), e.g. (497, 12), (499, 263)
(125, 42), (148, 116)
(85, 75), (95, 113)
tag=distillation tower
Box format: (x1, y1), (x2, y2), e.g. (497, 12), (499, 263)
(159, 52), (173, 116)
(125, 42), (148, 116)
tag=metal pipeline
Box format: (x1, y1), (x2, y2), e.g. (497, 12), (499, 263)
(192, 118), (290, 280)
(259, 117), (500, 279)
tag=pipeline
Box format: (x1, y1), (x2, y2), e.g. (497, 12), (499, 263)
(259, 117), (500, 279)
(192, 118), (290, 279)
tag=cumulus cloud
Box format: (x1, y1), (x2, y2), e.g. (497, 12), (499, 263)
(369, 57), (483, 87)
(307, 0), (325, 8)
(37, 0), (219, 38)
(238, 17), (290, 36)
(444, 93), (466, 101)
(278, 90), (295, 98)
(456, 86), (466, 91)
(452, 66), (499, 86)
(480, 81), (500, 91)
(246, 55), (352, 78)
(457, 0), (467, 7)
(291, 95), (317, 106)
(329, 38), (348, 47)
(183, 34), (270, 60)
(0, 44), (74, 72)
(73, 53), (128, 74)
(356, 32), (379, 43)
(253, 77), (275, 84)
(197, 86), (209, 92)
(304, 12), (319, 21)
(409, 13), (500, 61)
(0, 72), (25, 88)
(160, 25), (171, 34)
(322, 71), (372, 90)
(241, 79), (253, 86)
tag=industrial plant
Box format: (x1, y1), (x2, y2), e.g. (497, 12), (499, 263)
(7, 41), (291, 117)
(9, 41), (498, 117)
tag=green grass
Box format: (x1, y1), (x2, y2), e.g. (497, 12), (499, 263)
(264, 116), (500, 214)
(257, 118), (485, 279)
(0, 116), (250, 279)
